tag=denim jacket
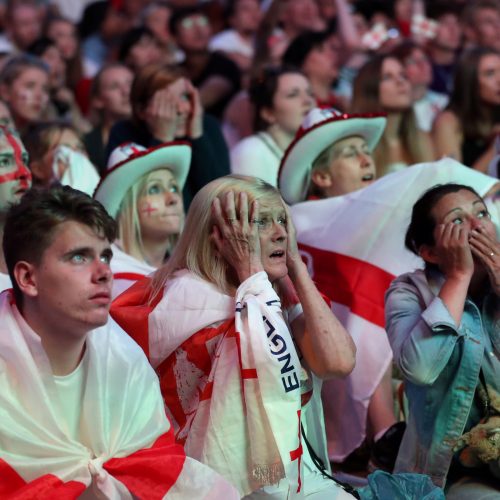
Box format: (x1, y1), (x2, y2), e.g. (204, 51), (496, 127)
(385, 268), (500, 487)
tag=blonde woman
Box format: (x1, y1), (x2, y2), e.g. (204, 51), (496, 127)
(94, 141), (190, 298)
(111, 175), (357, 499)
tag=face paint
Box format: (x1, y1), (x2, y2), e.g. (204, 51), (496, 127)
(0, 131), (32, 187)
(139, 202), (158, 216)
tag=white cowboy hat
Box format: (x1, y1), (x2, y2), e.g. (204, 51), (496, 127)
(94, 141), (191, 218)
(278, 108), (386, 205)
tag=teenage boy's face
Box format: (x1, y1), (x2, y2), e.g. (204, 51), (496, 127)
(26, 221), (113, 335)
(0, 131), (31, 214)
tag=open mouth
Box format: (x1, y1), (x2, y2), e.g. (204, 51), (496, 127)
(362, 174), (375, 182)
(269, 250), (285, 259)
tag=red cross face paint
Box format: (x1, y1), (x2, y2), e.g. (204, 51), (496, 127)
(0, 128), (32, 213)
(136, 168), (184, 242)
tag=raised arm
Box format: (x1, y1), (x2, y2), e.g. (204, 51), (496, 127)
(283, 205), (356, 379)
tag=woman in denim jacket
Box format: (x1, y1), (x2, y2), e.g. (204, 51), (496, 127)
(385, 183), (500, 498)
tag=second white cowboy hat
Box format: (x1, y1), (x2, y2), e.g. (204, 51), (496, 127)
(278, 108), (386, 205)
(94, 141), (191, 218)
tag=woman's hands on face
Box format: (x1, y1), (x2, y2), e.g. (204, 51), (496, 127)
(145, 78), (204, 142)
(211, 191), (264, 284)
(145, 85), (179, 142)
(283, 204), (304, 280)
(186, 81), (203, 139)
(469, 227), (500, 295)
(434, 223), (474, 282)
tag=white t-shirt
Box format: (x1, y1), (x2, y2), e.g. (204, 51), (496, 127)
(53, 358), (86, 441)
(230, 132), (283, 187)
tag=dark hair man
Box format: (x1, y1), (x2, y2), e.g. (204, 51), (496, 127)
(0, 185), (238, 497)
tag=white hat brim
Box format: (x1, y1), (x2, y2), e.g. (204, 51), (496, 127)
(94, 141), (191, 218)
(279, 114), (386, 205)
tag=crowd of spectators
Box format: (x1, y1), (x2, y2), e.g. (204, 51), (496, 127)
(0, 0), (499, 498)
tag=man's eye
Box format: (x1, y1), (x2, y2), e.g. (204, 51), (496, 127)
(100, 254), (112, 264)
(0, 157), (11, 168)
(71, 254), (86, 263)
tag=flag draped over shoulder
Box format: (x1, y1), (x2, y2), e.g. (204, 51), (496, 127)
(0, 290), (239, 499)
(291, 159), (499, 460)
(112, 270), (307, 497)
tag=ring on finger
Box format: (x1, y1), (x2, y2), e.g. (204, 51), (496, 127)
(490, 252), (496, 257)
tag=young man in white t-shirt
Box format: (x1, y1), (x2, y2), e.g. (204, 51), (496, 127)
(0, 186), (238, 498)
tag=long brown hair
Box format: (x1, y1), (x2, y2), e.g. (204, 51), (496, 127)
(351, 55), (428, 173)
(447, 47), (500, 140)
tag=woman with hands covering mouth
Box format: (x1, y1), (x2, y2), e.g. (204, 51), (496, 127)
(385, 184), (500, 496)
(111, 175), (357, 498)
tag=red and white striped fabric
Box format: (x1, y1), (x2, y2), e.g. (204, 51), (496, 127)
(290, 159), (499, 461)
(111, 270), (309, 497)
(0, 290), (239, 499)
(110, 243), (155, 299)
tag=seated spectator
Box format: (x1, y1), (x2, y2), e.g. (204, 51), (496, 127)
(350, 54), (434, 177)
(386, 183), (500, 496)
(0, 55), (50, 136)
(23, 121), (99, 194)
(141, 1), (180, 64)
(282, 30), (343, 108)
(84, 62), (134, 174)
(45, 15), (85, 92)
(0, 2), (43, 53)
(426, 2), (463, 96)
(433, 47), (500, 173)
(94, 141), (189, 298)
(0, 126), (31, 291)
(118, 27), (165, 73)
(209, 0), (262, 74)
(111, 174), (357, 498)
(169, 5), (242, 119)
(463, 0), (500, 52)
(279, 109), (500, 474)
(107, 63), (230, 208)
(231, 66), (314, 186)
(79, 1), (131, 78)
(27, 37), (90, 133)
(391, 41), (448, 133)
(0, 185), (239, 498)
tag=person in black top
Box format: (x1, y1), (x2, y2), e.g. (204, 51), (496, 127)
(169, 5), (241, 120)
(106, 63), (230, 208)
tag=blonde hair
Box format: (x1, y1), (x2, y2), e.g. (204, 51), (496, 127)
(307, 142), (336, 199)
(150, 175), (282, 301)
(117, 168), (181, 264)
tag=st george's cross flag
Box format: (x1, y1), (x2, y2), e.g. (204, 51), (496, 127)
(111, 270), (330, 498)
(290, 158), (499, 460)
(0, 290), (239, 499)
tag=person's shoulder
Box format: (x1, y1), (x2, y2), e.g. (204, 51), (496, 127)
(434, 109), (460, 128)
(209, 29), (238, 49)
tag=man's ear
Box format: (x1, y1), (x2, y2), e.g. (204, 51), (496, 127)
(419, 244), (439, 265)
(13, 261), (38, 298)
(311, 169), (333, 189)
